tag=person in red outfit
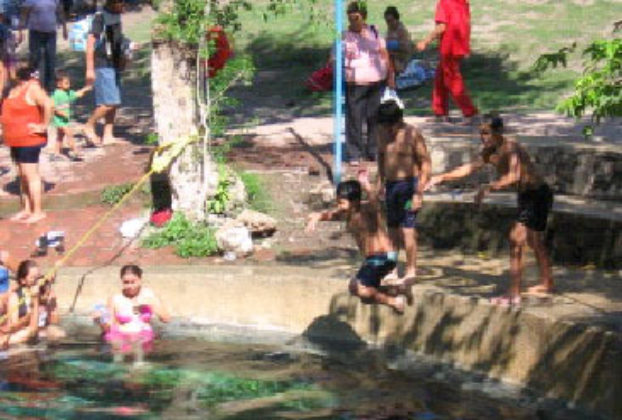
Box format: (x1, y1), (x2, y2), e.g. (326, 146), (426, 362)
(417, 0), (478, 122)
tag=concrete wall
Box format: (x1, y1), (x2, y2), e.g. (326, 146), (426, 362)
(418, 201), (622, 269)
(55, 265), (621, 419)
(429, 136), (622, 200)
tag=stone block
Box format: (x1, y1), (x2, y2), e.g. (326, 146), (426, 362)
(308, 181), (336, 210)
(236, 209), (277, 237)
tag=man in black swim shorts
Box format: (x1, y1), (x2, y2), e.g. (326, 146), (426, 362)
(428, 116), (554, 305)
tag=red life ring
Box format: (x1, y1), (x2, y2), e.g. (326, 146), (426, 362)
(205, 26), (233, 78)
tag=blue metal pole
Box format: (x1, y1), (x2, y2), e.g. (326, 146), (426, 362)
(333, 0), (344, 184)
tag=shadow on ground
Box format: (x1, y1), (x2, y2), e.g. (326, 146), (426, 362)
(229, 29), (574, 127)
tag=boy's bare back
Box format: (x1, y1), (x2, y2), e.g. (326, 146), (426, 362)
(345, 200), (393, 255)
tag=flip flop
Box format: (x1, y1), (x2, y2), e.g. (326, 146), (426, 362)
(20, 213), (47, 224)
(525, 285), (555, 296)
(9, 211), (30, 222)
(490, 295), (521, 307)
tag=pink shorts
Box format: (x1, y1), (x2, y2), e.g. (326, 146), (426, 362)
(105, 326), (154, 353)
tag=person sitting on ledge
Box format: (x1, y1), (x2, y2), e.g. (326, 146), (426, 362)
(306, 173), (409, 314)
(427, 116), (554, 305)
(6, 260), (42, 345)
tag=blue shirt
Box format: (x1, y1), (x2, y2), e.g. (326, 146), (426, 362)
(23, 0), (60, 33)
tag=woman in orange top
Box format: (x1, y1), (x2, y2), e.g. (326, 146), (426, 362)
(1, 65), (53, 224)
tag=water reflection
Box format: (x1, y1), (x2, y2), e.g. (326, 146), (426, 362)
(0, 340), (602, 419)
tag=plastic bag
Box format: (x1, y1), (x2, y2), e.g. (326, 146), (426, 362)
(396, 59), (435, 91)
(381, 87), (405, 109)
(69, 15), (94, 52)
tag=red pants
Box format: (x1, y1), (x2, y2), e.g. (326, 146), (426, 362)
(432, 55), (478, 117)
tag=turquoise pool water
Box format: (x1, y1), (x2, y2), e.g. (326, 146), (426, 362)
(0, 339), (599, 419)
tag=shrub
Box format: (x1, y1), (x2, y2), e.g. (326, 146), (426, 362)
(142, 213), (219, 258)
(534, 25), (621, 135)
(206, 164), (232, 214)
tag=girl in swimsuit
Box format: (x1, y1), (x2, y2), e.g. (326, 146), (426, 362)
(105, 264), (170, 360)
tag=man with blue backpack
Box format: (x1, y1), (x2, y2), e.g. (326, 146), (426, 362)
(83, 0), (128, 147)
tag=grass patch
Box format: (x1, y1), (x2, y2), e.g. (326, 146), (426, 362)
(142, 212), (219, 257)
(101, 183), (136, 205)
(101, 182), (151, 205)
(239, 171), (272, 214)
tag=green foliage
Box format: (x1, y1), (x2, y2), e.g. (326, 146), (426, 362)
(144, 132), (159, 145)
(239, 171), (272, 214)
(532, 43), (577, 73)
(211, 135), (244, 163)
(142, 212), (219, 257)
(534, 25), (621, 129)
(208, 55), (255, 138)
(155, 0), (320, 44)
(154, 0), (210, 45)
(206, 164), (232, 214)
(101, 183), (135, 205)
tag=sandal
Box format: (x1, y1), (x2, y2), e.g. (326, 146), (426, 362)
(525, 285), (555, 296)
(490, 295), (521, 307)
(66, 151), (84, 162)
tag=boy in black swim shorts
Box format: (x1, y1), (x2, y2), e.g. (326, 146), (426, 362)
(306, 177), (408, 313)
(377, 99), (431, 282)
(428, 116), (554, 305)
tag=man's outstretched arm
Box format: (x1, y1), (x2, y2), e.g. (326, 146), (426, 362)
(427, 160), (484, 188)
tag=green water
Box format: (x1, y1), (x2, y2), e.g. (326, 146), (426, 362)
(0, 339), (600, 419)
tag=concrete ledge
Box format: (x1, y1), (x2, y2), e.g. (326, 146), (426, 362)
(54, 264), (621, 418)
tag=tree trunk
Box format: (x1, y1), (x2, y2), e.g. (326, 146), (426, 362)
(151, 41), (217, 221)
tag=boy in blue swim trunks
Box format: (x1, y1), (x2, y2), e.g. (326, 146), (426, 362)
(377, 99), (431, 282)
(306, 177), (408, 313)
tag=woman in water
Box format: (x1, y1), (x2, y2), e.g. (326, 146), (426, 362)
(6, 259), (64, 345)
(6, 260), (41, 345)
(103, 264), (170, 358)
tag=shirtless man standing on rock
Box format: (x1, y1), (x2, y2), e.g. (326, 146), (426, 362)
(306, 175), (408, 314)
(427, 116), (554, 305)
(377, 99), (430, 283)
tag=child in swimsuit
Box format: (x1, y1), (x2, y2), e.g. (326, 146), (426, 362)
(105, 265), (170, 359)
(307, 174), (410, 313)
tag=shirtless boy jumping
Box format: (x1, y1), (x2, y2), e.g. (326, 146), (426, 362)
(307, 177), (407, 313)
(428, 117), (554, 305)
(377, 99), (431, 282)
